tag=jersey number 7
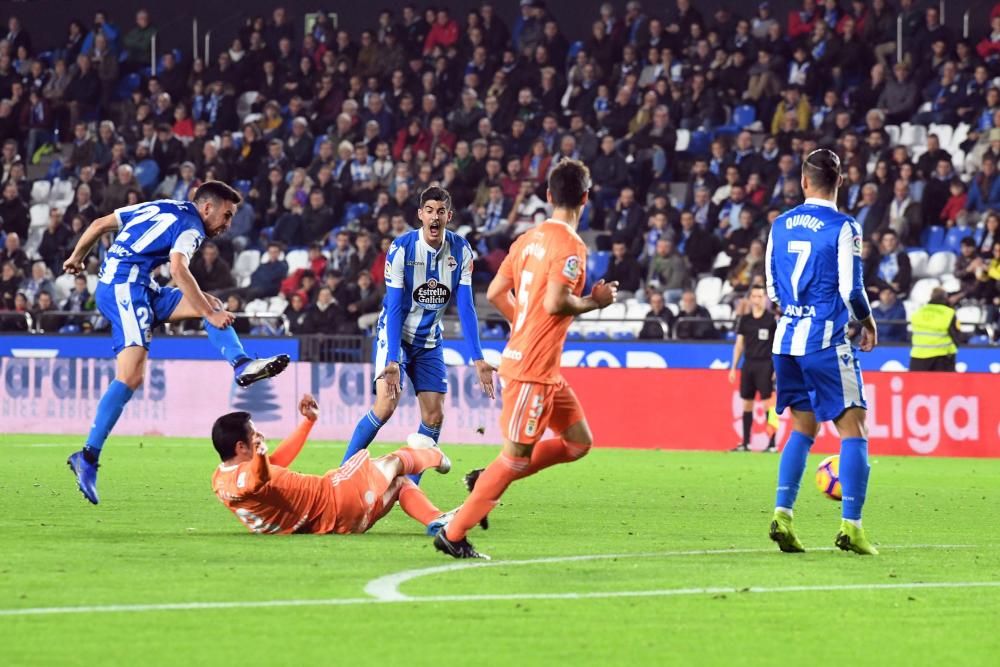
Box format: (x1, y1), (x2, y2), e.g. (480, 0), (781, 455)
(787, 240), (812, 302)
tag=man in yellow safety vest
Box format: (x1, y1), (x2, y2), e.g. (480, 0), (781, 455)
(909, 287), (963, 372)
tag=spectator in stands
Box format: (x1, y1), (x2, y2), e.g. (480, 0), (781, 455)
(977, 213), (1000, 258)
(639, 290), (675, 340)
(0, 180), (28, 241)
(871, 230), (912, 298)
(873, 287), (908, 343)
(63, 183), (98, 227)
(0, 261), (19, 308)
(344, 270), (381, 328)
(38, 208), (70, 273)
(224, 294), (251, 335)
(191, 241), (235, 293)
(224, 241), (287, 302)
(674, 289), (715, 340)
(328, 229), (359, 279)
(647, 238), (689, 304)
(884, 179), (922, 244)
(727, 238), (767, 300)
(64, 54), (100, 128)
(940, 179), (968, 228)
(60, 274), (92, 333)
(603, 238), (643, 297)
(20, 260), (53, 305)
(877, 62), (919, 125)
(284, 292), (310, 334)
(675, 210), (719, 276)
(305, 285), (345, 333)
(954, 236), (986, 300)
(966, 156), (1000, 217)
(31, 291), (57, 332)
(602, 187), (643, 253)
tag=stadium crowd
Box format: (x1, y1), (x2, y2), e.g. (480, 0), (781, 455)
(0, 1), (999, 342)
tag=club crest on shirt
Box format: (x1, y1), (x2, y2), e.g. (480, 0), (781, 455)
(852, 235), (862, 257)
(446, 255), (458, 271)
(563, 255), (581, 281)
(413, 278), (451, 310)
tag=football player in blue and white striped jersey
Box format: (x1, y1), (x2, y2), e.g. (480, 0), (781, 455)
(341, 187), (496, 487)
(765, 149), (880, 555)
(63, 182), (290, 505)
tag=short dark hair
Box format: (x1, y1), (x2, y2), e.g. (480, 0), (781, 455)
(547, 159), (591, 208)
(802, 149), (841, 193)
(750, 284), (766, 293)
(419, 186), (452, 210)
(211, 411), (252, 460)
(194, 180), (243, 206)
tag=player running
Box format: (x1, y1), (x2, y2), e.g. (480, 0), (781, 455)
(340, 186), (495, 482)
(729, 284), (779, 452)
(765, 149), (879, 555)
(435, 160), (618, 559)
(64, 182), (290, 505)
(212, 393), (455, 536)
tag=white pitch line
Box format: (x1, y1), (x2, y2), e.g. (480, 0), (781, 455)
(2, 581), (998, 618)
(0, 545), (984, 618)
(364, 544), (976, 601)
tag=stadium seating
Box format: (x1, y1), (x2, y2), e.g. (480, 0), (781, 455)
(134, 160), (160, 192)
(956, 304), (984, 332)
(909, 277), (940, 305)
(695, 276), (723, 307)
(599, 302), (626, 320)
(284, 249), (311, 273)
(232, 250), (261, 288)
(30, 180), (50, 205)
(926, 251), (956, 277)
(732, 105), (756, 129)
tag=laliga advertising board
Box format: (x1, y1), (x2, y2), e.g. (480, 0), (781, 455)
(0, 359), (996, 457)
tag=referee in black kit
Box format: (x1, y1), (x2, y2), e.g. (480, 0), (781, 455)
(729, 284), (778, 452)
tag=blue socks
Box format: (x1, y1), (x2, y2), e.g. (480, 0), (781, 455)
(342, 410), (384, 464)
(83, 380), (135, 460)
(204, 319), (250, 368)
(775, 430), (814, 511)
(408, 421), (442, 484)
(840, 437), (870, 521)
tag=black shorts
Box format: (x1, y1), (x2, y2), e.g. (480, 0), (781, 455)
(740, 360), (774, 400)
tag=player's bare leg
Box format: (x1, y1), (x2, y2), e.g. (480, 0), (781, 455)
(168, 294), (289, 387)
(67, 345), (150, 504)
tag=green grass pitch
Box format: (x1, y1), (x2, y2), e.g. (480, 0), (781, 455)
(2, 434), (999, 666)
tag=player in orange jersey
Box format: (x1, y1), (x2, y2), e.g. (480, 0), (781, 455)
(434, 159), (618, 559)
(211, 393), (454, 536)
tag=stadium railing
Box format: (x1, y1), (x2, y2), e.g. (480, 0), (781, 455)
(299, 334), (369, 363)
(0, 311), (32, 332)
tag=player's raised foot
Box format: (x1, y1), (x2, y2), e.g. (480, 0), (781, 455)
(835, 520), (879, 556)
(405, 433), (450, 474)
(463, 468), (489, 530)
(730, 443), (750, 452)
(234, 354), (291, 387)
(769, 510), (805, 553)
(434, 529), (490, 560)
(425, 508), (459, 537)
(67, 450), (99, 505)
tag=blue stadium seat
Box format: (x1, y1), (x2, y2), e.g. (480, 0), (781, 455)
(611, 330), (635, 341)
(134, 159), (160, 192)
(115, 72), (142, 100)
(566, 330), (583, 341)
(733, 104), (756, 128)
(566, 40), (584, 66)
(967, 334), (990, 345)
(584, 330), (607, 341)
(921, 226), (947, 254)
(340, 202), (370, 227)
(945, 226), (972, 254)
(234, 179), (252, 197)
(313, 135), (327, 156)
(687, 131), (711, 156)
(587, 250), (610, 279)
(45, 159), (62, 181)
(578, 200), (592, 231)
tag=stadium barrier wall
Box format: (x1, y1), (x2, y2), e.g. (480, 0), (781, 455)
(1, 359), (996, 458)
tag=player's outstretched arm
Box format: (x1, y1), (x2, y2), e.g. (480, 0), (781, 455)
(270, 394), (319, 467)
(62, 214), (120, 274)
(170, 252), (233, 329)
(543, 279), (618, 316)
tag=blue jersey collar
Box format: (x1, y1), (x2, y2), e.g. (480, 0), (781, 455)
(804, 197), (838, 211)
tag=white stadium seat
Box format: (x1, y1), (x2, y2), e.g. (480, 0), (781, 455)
(712, 251), (732, 270)
(232, 249), (260, 285)
(949, 123), (970, 154)
(626, 302), (650, 320)
(926, 251), (955, 277)
(30, 180), (51, 205)
(903, 299), (917, 318)
(284, 249), (310, 274)
(956, 305), (984, 333)
(30, 203), (50, 228)
(48, 178), (74, 208)
(899, 123), (927, 147)
(53, 273), (76, 303)
(600, 302), (626, 320)
(674, 128), (691, 152)
(695, 276), (723, 307)
(929, 123), (953, 150)
(939, 273), (961, 293)
(909, 278), (939, 306)
(267, 296), (288, 314)
(709, 303), (733, 327)
(244, 299), (269, 315)
(885, 125), (901, 145)
(907, 250), (929, 279)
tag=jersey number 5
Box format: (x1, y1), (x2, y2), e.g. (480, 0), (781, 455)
(787, 240), (811, 302)
(514, 270), (534, 333)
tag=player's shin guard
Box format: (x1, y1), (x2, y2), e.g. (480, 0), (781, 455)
(518, 438), (590, 479)
(775, 430), (815, 512)
(342, 410), (384, 464)
(408, 421), (442, 484)
(398, 480), (442, 525)
(445, 454), (528, 541)
(204, 319), (250, 367)
(840, 437), (870, 521)
(84, 380), (135, 459)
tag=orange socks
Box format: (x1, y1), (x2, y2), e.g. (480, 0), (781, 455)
(392, 446), (442, 476)
(398, 479), (442, 526)
(518, 438), (589, 479)
(445, 453), (528, 541)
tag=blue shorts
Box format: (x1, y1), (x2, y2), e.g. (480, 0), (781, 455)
(774, 343), (867, 423)
(372, 337), (448, 395)
(95, 282), (184, 355)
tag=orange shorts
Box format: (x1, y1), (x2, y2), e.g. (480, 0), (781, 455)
(325, 451), (401, 534)
(499, 378), (585, 445)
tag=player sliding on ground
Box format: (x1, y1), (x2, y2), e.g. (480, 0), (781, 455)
(64, 182), (291, 505)
(341, 186), (495, 486)
(434, 160), (618, 559)
(211, 394), (455, 536)
(766, 149), (879, 555)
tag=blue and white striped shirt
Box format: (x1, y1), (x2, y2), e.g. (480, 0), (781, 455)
(376, 228), (477, 354)
(766, 197), (872, 356)
(98, 199), (205, 288)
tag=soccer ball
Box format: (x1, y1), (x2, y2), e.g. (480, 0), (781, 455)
(815, 455), (842, 501)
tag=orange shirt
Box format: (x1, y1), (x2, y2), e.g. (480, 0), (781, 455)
(497, 219), (588, 385)
(212, 451), (337, 535)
